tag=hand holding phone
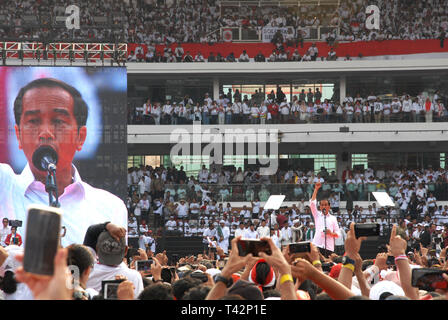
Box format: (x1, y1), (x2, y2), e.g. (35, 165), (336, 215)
(102, 279), (125, 300)
(136, 259), (153, 272)
(23, 205), (62, 276)
(412, 268), (448, 291)
(354, 223), (380, 238)
(289, 242), (311, 254)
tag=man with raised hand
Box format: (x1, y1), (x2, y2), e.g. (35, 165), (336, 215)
(0, 78), (127, 247)
(309, 182), (339, 257)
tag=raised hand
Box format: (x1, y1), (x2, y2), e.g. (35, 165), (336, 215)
(389, 225), (407, 257)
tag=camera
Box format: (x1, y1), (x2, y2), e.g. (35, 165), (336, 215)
(8, 220), (22, 228)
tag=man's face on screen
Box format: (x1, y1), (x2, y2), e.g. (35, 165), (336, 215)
(14, 86), (86, 176)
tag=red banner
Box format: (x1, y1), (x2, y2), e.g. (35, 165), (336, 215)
(128, 39), (448, 60)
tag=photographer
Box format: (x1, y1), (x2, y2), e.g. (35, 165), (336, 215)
(1, 218), (10, 247)
(5, 226), (22, 247)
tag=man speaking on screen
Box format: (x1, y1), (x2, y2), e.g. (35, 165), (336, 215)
(309, 181), (339, 257)
(0, 78), (127, 246)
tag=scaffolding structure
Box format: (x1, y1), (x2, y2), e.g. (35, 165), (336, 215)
(0, 41), (127, 65)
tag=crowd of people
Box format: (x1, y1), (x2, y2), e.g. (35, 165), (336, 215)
(127, 44), (350, 63)
(124, 163), (448, 256)
(129, 89), (447, 125)
(1, 0), (447, 46)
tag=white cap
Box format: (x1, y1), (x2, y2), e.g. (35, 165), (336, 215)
(0, 245), (23, 277)
(369, 280), (405, 300)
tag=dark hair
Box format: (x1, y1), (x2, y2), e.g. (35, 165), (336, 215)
(14, 78), (88, 129)
(218, 294), (245, 300)
(347, 295), (370, 300)
(315, 292), (332, 300)
(183, 285), (211, 300)
(66, 244), (94, 276)
(298, 280), (318, 300)
(254, 261), (273, 287)
(262, 289), (281, 298)
(138, 283), (174, 300)
(172, 277), (201, 300)
(0, 271), (17, 294)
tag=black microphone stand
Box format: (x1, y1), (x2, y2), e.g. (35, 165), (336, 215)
(45, 165), (60, 208)
(324, 209), (327, 256)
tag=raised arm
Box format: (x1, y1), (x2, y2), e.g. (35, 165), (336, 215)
(292, 258), (355, 300)
(389, 225), (419, 300)
(309, 182), (321, 220)
(311, 181), (321, 201)
(338, 223), (366, 290)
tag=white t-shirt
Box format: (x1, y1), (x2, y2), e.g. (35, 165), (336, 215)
(177, 203), (189, 218)
(86, 262), (144, 298)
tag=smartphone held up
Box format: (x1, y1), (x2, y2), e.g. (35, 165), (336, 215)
(237, 239), (272, 257)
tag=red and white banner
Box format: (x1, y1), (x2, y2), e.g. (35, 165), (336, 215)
(128, 39), (448, 60)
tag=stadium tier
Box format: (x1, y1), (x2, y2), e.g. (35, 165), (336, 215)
(1, 0), (448, 303)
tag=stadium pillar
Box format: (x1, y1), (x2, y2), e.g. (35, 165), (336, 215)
(339, 75), (346, 105)
(213, 77), (220, 101)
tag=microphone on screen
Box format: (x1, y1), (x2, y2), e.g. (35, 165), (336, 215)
(32, 146), (58, 172)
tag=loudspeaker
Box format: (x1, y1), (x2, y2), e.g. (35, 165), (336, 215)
(342, 152), (349, 162)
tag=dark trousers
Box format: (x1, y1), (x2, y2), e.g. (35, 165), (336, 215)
(154, 214), (163, 229)
(335, 245), (345, 256)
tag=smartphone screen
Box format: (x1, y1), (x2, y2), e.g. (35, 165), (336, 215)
(354, 223), (380, 238)
(237, 239), (271, 257)
(289, 241), (311, 254)
(136, 259), (153, 272)
(23, 205), (62, 276)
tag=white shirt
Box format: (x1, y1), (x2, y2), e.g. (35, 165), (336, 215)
(243, 229), (258, 239)
(0, 226), (11, 247)
(0, 163), (127, 247)
(203, 228), (218, 243)
(165, 220), (177, 230)
(139, 235), (156, 252)
(309, 199), (340, 252)
(234, 227), (246, 238)
(86, 262), (144, 298)
(177, 203), (189, 218)
(257, 225), (270, 238)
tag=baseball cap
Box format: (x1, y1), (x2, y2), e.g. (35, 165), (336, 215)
(369, 280), (405, 300)
(96, 231), (126, 266)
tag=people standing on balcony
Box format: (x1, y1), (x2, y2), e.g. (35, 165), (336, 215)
(309, 43), (318, 61)
(373, 97), (383, 123)
(174, 42), (184, 62)
(402, 94), (413, 122)
(425, 97), (434, 122)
